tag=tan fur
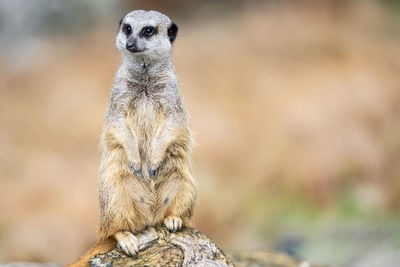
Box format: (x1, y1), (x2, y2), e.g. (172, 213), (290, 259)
(67, 10), (196, 266)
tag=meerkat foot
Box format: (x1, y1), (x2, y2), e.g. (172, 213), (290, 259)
(164, 216), (182, 232)
(114, 231), (139, 257)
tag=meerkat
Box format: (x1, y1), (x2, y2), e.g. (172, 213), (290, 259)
(68, 10), (196, 266)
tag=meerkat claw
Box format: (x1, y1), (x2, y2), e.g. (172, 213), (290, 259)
(117, 243), (131, 257)
(149, 167), (158, 178)
(130, 164), (142, 177)
(164, 216), (182, 232)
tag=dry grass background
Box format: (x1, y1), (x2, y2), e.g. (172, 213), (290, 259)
(0, 1), (400, 265)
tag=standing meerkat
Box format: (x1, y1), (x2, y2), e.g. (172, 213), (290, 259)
(68, 10), (196, 266)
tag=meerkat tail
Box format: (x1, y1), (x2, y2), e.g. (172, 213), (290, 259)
(66, 238), (116, 267)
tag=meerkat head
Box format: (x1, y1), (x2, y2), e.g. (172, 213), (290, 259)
(116, 10), (178, 65)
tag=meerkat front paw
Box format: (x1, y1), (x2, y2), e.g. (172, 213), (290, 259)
(164, 216), (182, 232)
(114, 231), (139, 257)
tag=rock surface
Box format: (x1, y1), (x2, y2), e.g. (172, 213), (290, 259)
(89, 227), (234, 267)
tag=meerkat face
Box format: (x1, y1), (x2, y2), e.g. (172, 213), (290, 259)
(116, 10), (178, 61)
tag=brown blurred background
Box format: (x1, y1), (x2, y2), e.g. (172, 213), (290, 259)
(1, 0), (400, 266)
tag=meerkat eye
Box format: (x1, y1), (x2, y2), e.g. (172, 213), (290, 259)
(141, 26), (156, 37)
(123, 24), (132, 36)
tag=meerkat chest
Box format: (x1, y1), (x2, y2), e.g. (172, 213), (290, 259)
(127, 96), (166, 138)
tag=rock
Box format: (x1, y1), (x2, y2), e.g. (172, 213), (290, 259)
(89, 227), (234, 267)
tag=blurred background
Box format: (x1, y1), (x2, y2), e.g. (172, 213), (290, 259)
(0, 0), (400, 266)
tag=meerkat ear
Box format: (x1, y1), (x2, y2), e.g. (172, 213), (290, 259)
(118, 18), (123, 30)
(168, 22), (178, 44)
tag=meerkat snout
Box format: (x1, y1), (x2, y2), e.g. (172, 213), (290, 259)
(126, 37), (139, 53)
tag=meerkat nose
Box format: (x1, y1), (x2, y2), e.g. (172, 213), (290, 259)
(126, 40), (137, 52)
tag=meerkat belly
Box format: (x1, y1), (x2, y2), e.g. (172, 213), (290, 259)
(119, 173), (170, 227)
(112, 178), (156, 228)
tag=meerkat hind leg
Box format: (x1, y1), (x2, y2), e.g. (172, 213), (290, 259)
(114, 231), (139, 257)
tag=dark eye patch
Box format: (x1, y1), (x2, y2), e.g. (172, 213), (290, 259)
(140, 26), (157, 38)
(123, 24), (132, 36)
